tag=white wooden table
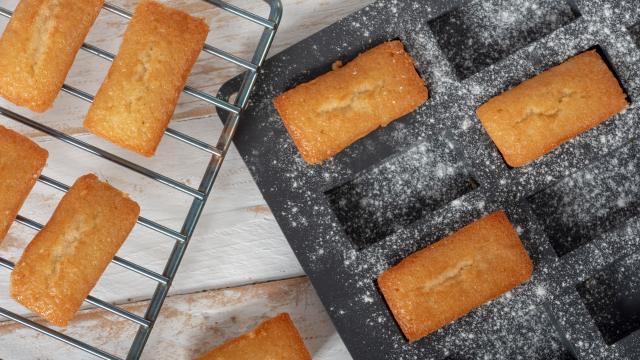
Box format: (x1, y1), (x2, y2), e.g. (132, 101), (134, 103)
(0, 0), (373, 358)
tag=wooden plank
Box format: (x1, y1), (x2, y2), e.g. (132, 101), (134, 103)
(0, 277), (352, 359)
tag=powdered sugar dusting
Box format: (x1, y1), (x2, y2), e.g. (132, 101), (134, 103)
(326, 139), (476, 249)
(223, 0), (640, 358)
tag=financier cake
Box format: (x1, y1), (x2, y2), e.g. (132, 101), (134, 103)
(274, 40), (429, 164)
(11, 174), (140, 327)
(476, 49), (628, 167)
(84, 0), (209, 156)
(0, 0), (104, 112)
(196, 313), (311, 360)
(378, 210), (533, 342)
(0, 125), (48, 242)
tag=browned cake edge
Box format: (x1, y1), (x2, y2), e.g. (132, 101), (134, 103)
(378, 211), (534, 342)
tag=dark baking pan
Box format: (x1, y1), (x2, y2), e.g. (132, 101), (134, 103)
(217, 0), (640, 358)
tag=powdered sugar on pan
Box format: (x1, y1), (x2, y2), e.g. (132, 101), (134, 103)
(326, 139), (477, 249)
(428, 0), (579, 80)
(224, 0), (640, 358)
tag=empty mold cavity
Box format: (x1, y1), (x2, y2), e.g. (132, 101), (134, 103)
(528, 141), (640, 257)
(577, 251), (640, 345)
(428, 0), (580, 80)
(326, 139), (477, 249)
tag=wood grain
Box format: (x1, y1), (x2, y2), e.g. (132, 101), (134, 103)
(0, 277), (351, 359)
(0, 0), (373, 315)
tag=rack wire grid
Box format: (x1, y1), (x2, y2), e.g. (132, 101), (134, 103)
(0, 0), (282, 359)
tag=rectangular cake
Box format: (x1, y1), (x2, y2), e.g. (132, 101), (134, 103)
(0, 0), (104, 112)
(10, 174), (140, 327)
(476, 50), (628, 167)
(274, 40), (429, 164)
(83, 0), (209, 156)
(377, 210), (533, 342)
(196, 313), (311, 360)
(0, 126), (48, 242)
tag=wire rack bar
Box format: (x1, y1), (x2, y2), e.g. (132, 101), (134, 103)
(80, 22), (257, 71)
(80, 42), (118, 62)
(14, 214), (44, 232)
(0, 0), (282, 359)
(0, 257), (14, 271)
(103, 0), (276, 30)
(103, 1), (273, 71)
(0, 107), (205, 200)
(0, 6), (10, 18)
(84, 297), (150, 328)
(61, 84), (95, 102)
(125, 2), (281, 358)
(135, 217), (187, 243)
(202, 44), (258, 71)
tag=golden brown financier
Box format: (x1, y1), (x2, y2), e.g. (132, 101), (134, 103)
(0, 0), (104, 112)
(11, 174), (140, 327)
(378, 210), (533, 342)
(84, 0), (209, 156)
(0, 125), (48, 242)
(196, 313), (311, 360)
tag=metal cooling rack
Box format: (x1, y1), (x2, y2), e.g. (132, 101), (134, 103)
(0, 1), (282, 359)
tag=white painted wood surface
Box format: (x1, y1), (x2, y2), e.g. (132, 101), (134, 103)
(0, 277), (350, 360)
(0, 0), (373, 358)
